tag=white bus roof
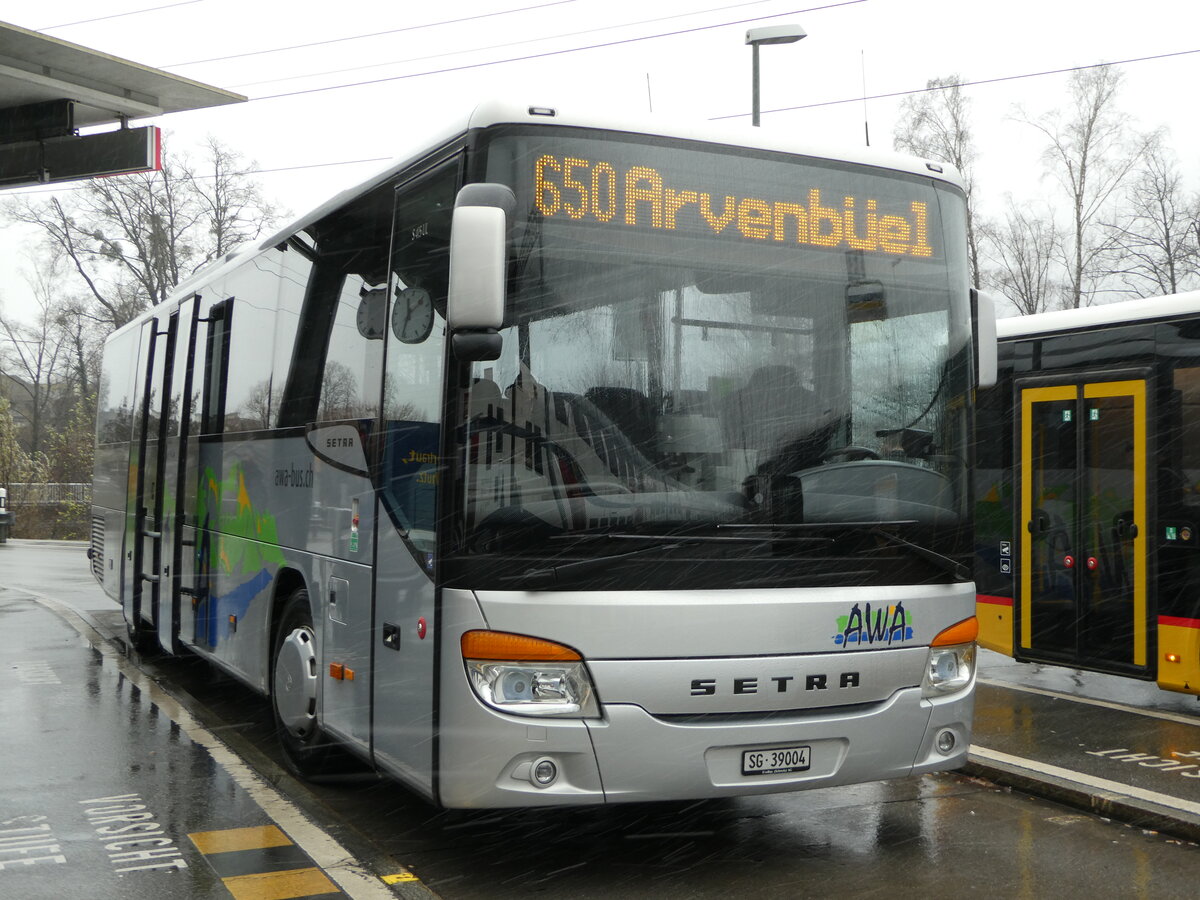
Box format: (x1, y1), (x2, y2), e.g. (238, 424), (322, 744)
(263, 99), (963, 249)
(997, 291), (1200, 341)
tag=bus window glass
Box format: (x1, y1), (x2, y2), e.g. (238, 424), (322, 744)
(456, 129), (973, 588)
(224, 251), (286, 431)
(317, 273), (385, 421)
(97, 327), (140, 444)
(1173, 366), (1200, 504)
(380, 161), (456, 547)
(272, 246), (313, 427)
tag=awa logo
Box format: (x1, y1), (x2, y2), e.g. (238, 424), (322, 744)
(833, 602), (913, 648)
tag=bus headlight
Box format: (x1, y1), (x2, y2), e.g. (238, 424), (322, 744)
(462, 630), (600, 718)
(921, 617), (978, 698)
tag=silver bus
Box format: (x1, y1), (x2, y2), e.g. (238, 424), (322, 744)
(90, 101), (992, 808)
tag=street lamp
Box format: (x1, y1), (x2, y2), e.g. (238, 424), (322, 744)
(746, 24), (806, 126)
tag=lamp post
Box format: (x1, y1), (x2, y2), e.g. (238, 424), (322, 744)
(746, 24), (806, 126)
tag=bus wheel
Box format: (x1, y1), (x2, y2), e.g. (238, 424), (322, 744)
(272, 590), (337, 777)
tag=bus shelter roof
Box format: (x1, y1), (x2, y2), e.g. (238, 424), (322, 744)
(0, 19), (245, 127)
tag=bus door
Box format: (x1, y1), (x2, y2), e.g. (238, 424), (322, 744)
(164, 296), (204, 652)
(1018, 376), (1149, 674)
(125, 313), (178, 649)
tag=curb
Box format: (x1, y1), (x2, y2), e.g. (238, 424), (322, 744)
(965, 752), (1200, 844)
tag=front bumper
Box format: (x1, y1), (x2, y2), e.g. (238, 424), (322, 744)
(436, 682), (974, 808)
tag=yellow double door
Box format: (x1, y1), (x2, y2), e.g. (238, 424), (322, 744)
(1018, 378), (1147, 672)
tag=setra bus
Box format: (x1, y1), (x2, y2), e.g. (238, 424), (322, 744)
(975, 290), (1200, 695)
(90, 100), (991, 808)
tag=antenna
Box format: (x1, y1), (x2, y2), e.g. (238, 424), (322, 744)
(646, 73), (654, 113)
(860, 50), (870, 147)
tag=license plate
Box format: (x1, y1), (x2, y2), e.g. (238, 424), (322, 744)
(741, 745), (811, 776)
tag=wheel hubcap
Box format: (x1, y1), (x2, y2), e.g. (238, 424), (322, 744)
(275, 626), (318, 738)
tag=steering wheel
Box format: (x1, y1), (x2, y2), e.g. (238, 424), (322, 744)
(822, 445), (881, 462)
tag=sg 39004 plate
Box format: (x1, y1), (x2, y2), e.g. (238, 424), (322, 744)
(741, 745), (811, 776)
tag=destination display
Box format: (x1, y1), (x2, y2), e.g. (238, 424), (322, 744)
(528, 146), (942, 260)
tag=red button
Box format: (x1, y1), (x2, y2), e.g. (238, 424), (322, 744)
(1064, 555), (1075, 569)
(1087, 557), (1098, 571)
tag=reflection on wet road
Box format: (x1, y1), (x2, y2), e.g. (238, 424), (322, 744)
(6, 541), (1200, 899)
(0, 587), (408, 899)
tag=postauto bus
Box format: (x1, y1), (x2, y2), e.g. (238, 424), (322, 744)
(90, 101), (992, 808)
(975, 290), (1200, 695)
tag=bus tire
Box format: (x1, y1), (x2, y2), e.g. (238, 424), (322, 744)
(271, 589), (339, 777)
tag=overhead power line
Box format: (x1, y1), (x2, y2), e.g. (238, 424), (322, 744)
(160, 0), (579, 68)
(228, 0), (787, 90)
(711, 47), (1200, 120)
(230, 44), (1200, 183)
(37, 1), (205, 31)
(240, 1), (863, 104)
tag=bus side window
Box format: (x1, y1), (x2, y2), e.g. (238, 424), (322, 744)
(315, 272), (385, 422)
(277, 183), (392, 427)
(1171, 366), (1200, 505)
(198, 247), (307, 433)
(97, 327), (140, 444)
(200, 299), (232, 435)
(271, 244), (313, 428)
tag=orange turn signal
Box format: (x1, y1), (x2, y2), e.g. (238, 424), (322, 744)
(461, 630), (581, 662)
(931, 616), (979, 647)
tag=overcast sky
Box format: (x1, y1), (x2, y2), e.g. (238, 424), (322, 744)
(3, 0), (1199, 316)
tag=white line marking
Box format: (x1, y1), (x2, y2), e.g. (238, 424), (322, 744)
(24, 590), (413, 900)
(971, 745), (1200, 819)
(978, 677), (1200, 727)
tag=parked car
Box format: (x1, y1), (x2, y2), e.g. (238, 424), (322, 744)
(0, 487), (12, 542)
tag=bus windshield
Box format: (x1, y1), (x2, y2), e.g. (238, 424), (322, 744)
(447, 128), (973, 590)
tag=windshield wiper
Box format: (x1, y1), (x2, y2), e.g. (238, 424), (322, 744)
(561, 529), (833, 544)
(870, 527), (970, 581)
(511, 530), (834, 586)
(506, 542), (682, 586)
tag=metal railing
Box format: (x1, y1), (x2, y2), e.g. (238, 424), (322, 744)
(5, 482), (92, 506)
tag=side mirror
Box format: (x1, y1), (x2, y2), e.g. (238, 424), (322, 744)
(973, 288), (998, 389)
(447, 183), (516, 361)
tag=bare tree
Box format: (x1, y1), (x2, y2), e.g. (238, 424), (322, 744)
(0, 395), (27, 486)
(894, 75), (982, 285)
(1099, 143), (1200, 297)
(3, 135), (281, 331)
(0, 248), (105, 456)
(319, 361), (362, 420)
(982, 199), (1064, 316)
(0, 271), (70, 456)
(45, 393), (96, 485)
(1017, 65), (1158, 308)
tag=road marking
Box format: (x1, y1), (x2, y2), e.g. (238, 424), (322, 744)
(11, 660), (61, 684)
(22, 589), (415, 900)
(978, 676), (1200, 727)
(190, 826), (295, 856)
(221, 866), (339, 900)
(971, 745), (1200, 818)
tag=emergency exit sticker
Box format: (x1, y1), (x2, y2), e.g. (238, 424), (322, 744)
(1062, 410), (1073, 422)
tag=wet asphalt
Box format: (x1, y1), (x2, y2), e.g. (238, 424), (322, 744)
(3, 539), (1200, 898)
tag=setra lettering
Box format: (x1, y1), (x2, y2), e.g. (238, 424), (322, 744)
(691, 672), (861, 696)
